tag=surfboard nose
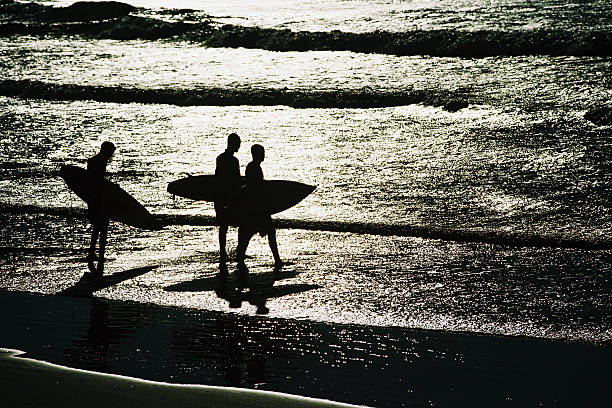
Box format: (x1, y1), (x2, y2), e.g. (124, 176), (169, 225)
(59, 164), (73, 180)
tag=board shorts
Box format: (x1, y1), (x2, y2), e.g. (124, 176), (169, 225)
(214, 201), (237, 227)
(87, 206), (109, 228)
(87, 189), (109, 228)
(239, 212), (274, 237)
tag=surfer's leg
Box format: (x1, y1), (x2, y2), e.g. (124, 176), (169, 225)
(236, 227), (253, 268)
(88, 226), (99, 273)
(96, 222), (108, 276)
(215, 202), (230, 262)
(89, 227), (99, 254)
(218, 224), (228, 262)
(268, 228), (283, 268)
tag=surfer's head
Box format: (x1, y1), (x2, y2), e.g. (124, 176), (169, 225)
(227, 133), (241, 153)
(100, 141), (116, 159)
(251, 144), (265, 162)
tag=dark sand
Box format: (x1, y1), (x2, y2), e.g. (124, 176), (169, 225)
(1, 290), (611, 407)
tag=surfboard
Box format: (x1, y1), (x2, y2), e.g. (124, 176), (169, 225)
(167, 174), (315, 215)
(60, 164), (161, 230)
(167, 175), (221, 202)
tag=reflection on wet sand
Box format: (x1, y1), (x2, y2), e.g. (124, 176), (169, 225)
(56, 265), (157, 298)
(167, 265), (320, 315)
(0, 290), (610, 407)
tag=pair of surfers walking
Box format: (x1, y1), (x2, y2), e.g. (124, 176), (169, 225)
(85, 134), (282, 278)
(216, 133), (283, 270)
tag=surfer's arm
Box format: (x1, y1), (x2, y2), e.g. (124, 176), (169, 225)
(86, 154), (108, 178)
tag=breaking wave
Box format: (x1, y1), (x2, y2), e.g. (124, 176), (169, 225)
(182, 25), (612, 58)
(3, 203), (611, 250)
(0, 79), (471, 110)
(1, 1), (610, 57)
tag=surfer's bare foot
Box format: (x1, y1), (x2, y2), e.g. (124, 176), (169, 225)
(86, 253), (97, 273)
(256, 305), (269, 314)
(229, 297), (242, 308)
(94, 260), (104, 277)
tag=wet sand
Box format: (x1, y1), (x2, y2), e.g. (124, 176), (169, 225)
(1, 213), (610, 343)
(1, 289), (610, 407)
(0, 348), (362, 408)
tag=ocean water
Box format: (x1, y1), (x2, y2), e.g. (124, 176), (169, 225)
(0, 0), (611, 405)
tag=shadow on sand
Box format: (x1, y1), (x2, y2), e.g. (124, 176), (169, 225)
(165, 265), (320, 314)
(55, 265), (157, 298)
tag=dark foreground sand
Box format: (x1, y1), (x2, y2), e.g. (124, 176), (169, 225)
(1, 290), (610, 407)
(0, 348), (362, 408)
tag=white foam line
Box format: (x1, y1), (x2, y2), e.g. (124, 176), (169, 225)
(1, 348), (368, 408)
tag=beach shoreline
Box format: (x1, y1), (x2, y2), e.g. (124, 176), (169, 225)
(0, 348), (364, 408)
(1, 289), (610, 407)
(1, 1), (611, 407)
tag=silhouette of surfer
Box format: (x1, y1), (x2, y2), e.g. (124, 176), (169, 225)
(86, 141), (115, 278)
(215, 133), (242, 264)
(236, 144), (283, 269)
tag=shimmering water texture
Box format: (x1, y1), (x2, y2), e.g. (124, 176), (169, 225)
(1, 211), (610, 343)
(1, 0), (611, 57)
(1, 291), (610, 407)
(1, 98), (610, 247)
(1, 1), (611, 406)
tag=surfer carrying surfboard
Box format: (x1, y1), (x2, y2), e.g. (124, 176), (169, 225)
(215, 133), (242, 264)
(168, 135), (313, 267)
(236, 144), (283, 269)
(86, 141), (116, 277)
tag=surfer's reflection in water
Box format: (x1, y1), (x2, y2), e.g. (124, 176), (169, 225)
(85, 141), (115, 278)
(215, 133), (242, 265)
(236, 144), (283, 269)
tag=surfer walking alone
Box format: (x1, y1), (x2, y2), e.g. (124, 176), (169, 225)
(215, 133), (242, 264)
(86, 141), (116, 277)
(236, 144), (283, 269)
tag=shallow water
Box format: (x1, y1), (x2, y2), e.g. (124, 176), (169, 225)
(1, 211), (610, 342)
(1, 96), (610, 242)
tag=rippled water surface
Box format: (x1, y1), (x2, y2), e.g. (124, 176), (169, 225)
(1, 2), (611, 407)
(38, 0), (612, 32)
(1, 96), (610, 240)
(2, 38), (611, 110)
